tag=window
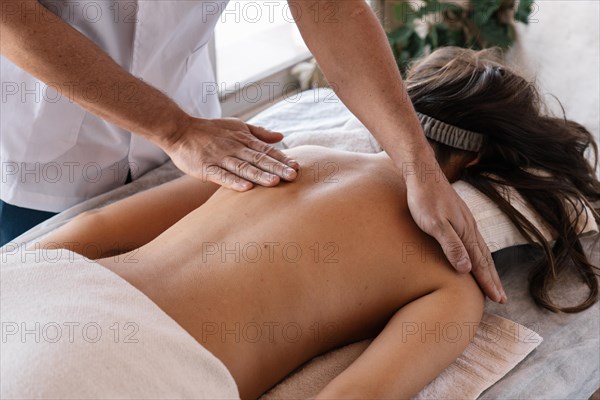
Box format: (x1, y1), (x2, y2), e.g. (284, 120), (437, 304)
(213, 0), (378, 117)
(215, 1), (310, 86)
(214, 1), (312, 116)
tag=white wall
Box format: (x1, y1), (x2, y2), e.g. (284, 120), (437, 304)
(506, 0), (599, 174)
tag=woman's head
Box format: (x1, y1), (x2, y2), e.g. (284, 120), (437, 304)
(406, 47), (600, 312)
(407, 47), (596, 180)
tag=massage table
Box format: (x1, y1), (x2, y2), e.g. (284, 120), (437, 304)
(5, 89), (599, 399)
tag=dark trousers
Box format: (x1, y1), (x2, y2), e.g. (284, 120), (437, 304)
(0, 201), (57, 247)
(0, 170), (133, 247)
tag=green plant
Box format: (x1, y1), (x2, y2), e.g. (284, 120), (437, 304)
(387, 0), (534, 75)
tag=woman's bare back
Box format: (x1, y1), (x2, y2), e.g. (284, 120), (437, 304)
(99, 146), (479, 398)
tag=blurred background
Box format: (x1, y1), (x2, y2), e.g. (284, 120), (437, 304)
(213, 0), (599, 174)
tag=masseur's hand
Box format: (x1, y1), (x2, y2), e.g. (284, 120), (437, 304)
(162, 117), (300, 191)
(1, 0), (298, 193)
(406, 172), (507, 304)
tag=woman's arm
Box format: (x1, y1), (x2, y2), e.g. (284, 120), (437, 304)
(316, 274), (484, 398)
(36, 176), (220, 259)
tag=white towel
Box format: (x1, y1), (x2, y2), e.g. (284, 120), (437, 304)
(283, 115), (383, 153)
(0, 249), (239, 400)
(261, 313), (542, 399)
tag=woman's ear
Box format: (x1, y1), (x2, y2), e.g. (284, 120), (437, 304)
(465, 154), (481, 168)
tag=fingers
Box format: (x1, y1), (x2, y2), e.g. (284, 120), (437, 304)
(238, 148), (297, 182)
(246, 125), (300, 171)
(218, 122), (299, 185)
(167, 117), (301, 189)
(435, 220), (473, 274)
(466, 222), (507, 304)
(404, 164), (506, 304)
(446, 206), (507, 303)
(436, 219), (504, 303)
(220, 156), (281, 187)
(205, 165), (253, 192)
(247, 124), (284, 143)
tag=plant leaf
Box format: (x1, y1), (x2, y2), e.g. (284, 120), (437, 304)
(478, 19), (513, 47)
(388, 24), (415, 46)
(394, 1), (418, 24)
(447, 28), (466, 47)
(437, 2), (464, 14)
(515, 0), (534, 24)
(429, 24), (439, 48)
(472, 0), (502, 25)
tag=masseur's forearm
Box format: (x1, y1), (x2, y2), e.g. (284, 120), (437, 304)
(0, 0), (186, 144)
(291, 0), (432, 165)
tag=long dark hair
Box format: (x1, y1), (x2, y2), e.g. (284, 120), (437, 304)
(406, 47), (600, 313)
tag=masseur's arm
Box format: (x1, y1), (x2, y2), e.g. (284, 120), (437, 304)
(0, 0), (298, 190)
(290, 0), (506, 303)
(36, 176), (220, 259)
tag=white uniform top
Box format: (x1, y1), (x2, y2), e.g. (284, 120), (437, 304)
(1, 0), (227, 212)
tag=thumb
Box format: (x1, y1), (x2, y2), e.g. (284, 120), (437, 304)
(247, 124), (284, 143)
(436, 223), (472, 273)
